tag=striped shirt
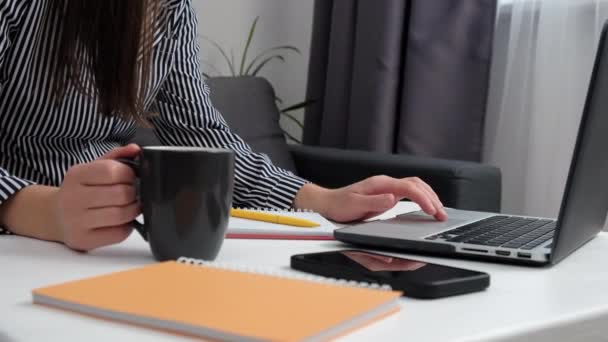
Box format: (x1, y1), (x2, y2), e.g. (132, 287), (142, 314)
(0, 0), (307, 235)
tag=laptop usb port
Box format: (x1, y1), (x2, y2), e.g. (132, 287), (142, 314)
(517, 252), (532, 259)
(495, 250), (510, 256)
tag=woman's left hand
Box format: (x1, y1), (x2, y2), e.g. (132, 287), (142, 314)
(293, 175), (448, 222)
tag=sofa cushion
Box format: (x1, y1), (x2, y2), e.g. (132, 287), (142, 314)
(205, 77), (296, 172)
(133, 76), (297, 173)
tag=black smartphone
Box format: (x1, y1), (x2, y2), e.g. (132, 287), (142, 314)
(290, 250), (490, 299)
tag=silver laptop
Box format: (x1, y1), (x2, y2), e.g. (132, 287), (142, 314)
(334, 22), (608, 266)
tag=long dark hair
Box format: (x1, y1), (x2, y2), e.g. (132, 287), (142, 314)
(52, 0), (160, 122)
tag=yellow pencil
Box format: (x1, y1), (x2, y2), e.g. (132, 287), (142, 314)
(230, 208), (319, 228)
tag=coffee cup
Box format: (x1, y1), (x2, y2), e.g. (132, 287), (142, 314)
(119, 146), (234, 261)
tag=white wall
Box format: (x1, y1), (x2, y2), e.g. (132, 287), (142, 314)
(486, 0), (608, 230)
(192, 0), (314, 142)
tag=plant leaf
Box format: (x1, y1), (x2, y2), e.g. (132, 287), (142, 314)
(280, 111), (305, 129)
(245, 46), (301, 75)
(240, 16), (259, 76)
(230, 49), (236, 76)
(251, 55), (285, 76)
(280, 99), (315, 113)
(200, 60), (223, 77)
(200, 36), (236, 76)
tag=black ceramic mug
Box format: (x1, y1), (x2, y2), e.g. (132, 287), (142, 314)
(119, 146), (235, 261)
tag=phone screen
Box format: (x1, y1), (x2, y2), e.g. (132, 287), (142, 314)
(300, 250), (483, 283)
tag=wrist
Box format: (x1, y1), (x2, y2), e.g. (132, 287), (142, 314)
(0, 185), (63, 242)
(293, 183), (334, 217)
(45, 187), (64, 242)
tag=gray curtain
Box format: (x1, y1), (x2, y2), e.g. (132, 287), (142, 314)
(303, 0), (497, 161)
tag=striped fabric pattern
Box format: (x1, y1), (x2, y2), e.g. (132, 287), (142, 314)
(0, 0), (307, 235)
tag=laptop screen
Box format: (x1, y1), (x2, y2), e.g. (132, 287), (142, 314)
(551, 21), (608, 264)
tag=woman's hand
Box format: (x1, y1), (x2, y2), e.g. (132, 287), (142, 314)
(293, 175), (447, 222)
(52, 144), (141, 251)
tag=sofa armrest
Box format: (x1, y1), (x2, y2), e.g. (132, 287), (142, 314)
(288, 144), (501, 212)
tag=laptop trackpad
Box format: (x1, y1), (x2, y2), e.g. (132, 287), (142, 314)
(343, 210), (480, 240)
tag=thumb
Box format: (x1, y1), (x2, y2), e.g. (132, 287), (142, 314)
(352, 193), (396, 213)
(99, 144), (141, 160)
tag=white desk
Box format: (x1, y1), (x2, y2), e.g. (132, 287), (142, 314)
(1, 215), (608, 341)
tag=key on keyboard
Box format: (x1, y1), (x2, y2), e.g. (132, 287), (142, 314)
(426, 216), (556, 249)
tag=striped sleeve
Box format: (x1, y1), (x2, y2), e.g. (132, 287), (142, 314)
(0, 0), (35, 234)
(151, 1), (307, 209)
(0, 169), (34, 205)
(0, 169), (35, 235)
(0, 0), (29, 68)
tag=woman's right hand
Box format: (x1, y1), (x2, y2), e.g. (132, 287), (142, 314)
(53, 144), (141, 251)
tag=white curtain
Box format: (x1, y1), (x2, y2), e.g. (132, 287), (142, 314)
(485, 0), (608, 224)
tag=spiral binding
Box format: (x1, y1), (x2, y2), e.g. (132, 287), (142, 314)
(177, 257), (393, 291)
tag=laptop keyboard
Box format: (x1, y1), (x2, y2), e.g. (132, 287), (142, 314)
(425, 216), (556, 250)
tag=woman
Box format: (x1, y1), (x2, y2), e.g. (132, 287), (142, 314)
(0, 0), (446, 252)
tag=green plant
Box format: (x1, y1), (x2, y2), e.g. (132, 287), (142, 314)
(200, 16), (312, 143)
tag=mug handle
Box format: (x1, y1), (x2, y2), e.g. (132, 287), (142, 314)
(116, 158), (148, 242)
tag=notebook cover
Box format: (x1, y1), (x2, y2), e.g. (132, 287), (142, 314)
(32, 261), (401, 341)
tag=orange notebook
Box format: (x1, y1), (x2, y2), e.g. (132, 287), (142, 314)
(32, 258), (402, 341)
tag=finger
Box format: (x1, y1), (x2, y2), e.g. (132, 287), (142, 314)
(86, 224), (134, 250)
(409, 178), (447, 221)
(99, 144), (141, 160)
(352, 193), (396, 214)
(410, 178), (444, 206)
(352, 175), (397, 195)
(85, 201), (141, 229)
(71, 160), (136, 186)
(356, 176), (440, 218)
(355, 176), (429, 200)
(435, 210), (448, 221)
(413, 182), (445, 220)
(83, 184), (137, 209)
(395, 183), (437, 216)
(423, 188), (447, 221)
